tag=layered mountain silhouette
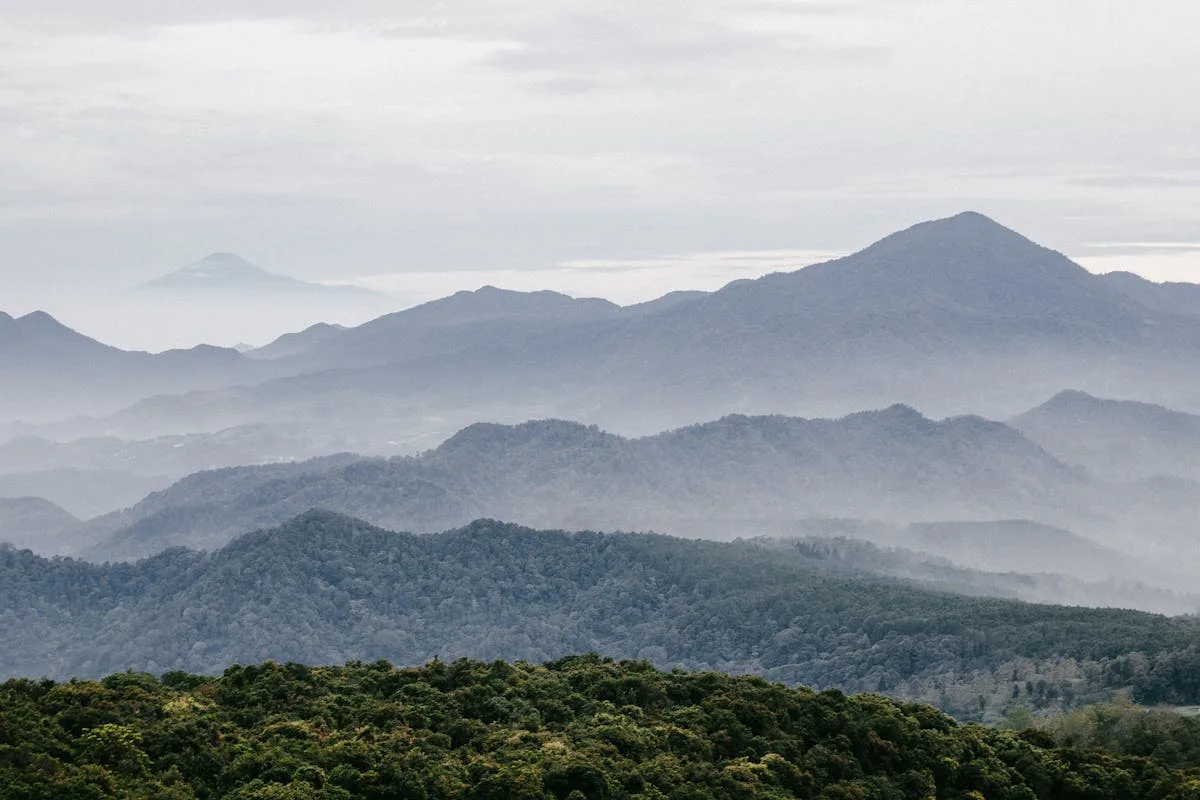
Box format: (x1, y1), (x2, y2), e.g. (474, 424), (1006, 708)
(0, 422), (367, 516)
(1101, 270), (1200, 319)
(1012, 390), (1200, 481)
(252, 286), (621, 367)
(0, 469), (170, 519)
(64, 406), (1147, 566)
(0, 496), (80, 553)
(8, 211), (1200, 475)
(0, 310), (257, 422)
(898, 520), (1131, 580)
(41, 211), (1200, 444)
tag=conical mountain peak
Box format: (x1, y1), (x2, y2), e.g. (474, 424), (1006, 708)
(716, 211), (1144, 327)
(849, 210), (1058, 272)
(185, 252), (261, 271)
(137, 254), (382, 300)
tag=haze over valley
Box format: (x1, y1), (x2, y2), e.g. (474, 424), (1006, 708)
(5, 212), (1200, 616)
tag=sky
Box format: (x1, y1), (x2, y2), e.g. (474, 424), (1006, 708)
(2, 0), (1199, 349)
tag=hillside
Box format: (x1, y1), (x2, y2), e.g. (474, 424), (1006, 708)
(0, 469), (168, 521)
(1012, 390), (1200, 481)
(1102, 270), (1200, 319)
(0, 496), (80, 552)
(77, 407), (1099, 562)
(4, 658), (1199, 800)
(253, 285), (622, 369)
(0, 425), (368, 517)
(6, 513), (1200, 721)
(0, 310), (260, 422)
(898, 520), (1132, 579)
(781, 535), (1198, 616)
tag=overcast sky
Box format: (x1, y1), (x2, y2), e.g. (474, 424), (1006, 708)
(3, 0), (1199, 348)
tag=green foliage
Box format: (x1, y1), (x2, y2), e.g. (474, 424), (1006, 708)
(5, 515), (1200, 721)
(2, 658), (1199, 799)
(1038, 699), (1200, 770)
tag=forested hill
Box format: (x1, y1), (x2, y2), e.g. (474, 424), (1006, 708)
(80, 406), (1100, 562)
(6, 512), (1200, 721)
(5, 658), (1200, 800)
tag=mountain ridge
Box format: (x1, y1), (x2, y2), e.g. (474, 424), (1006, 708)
(1012, 389), (1200, 481)
(78, 210), (1200, 443)
(6, 511), (1200, 722)
(68, 406), (1104, 563)
(1101, 269), (1200, 318)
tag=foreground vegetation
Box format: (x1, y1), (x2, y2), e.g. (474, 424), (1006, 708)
(5, 513), (1200, 722)
(3, 657), (1200, 799)
(1032, 699), (1200, 772)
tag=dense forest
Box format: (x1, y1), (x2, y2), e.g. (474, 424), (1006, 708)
(3, 657), (1199, 799)
(5, 512), (1200, 722)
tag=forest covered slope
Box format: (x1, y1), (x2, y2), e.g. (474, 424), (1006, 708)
(3, 657), (1199, 799)
(6, 512), (1200, 722)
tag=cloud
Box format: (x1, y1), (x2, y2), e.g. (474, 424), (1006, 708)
(1072, 242), (1200, 284)
(1075, 242), (1200, 257)
(481, 7), (889, 90)
(1065, 175), (1200, 189)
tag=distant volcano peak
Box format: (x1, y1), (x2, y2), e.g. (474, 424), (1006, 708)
(136, 255), (383, 300)
(148, 253), (278, 286)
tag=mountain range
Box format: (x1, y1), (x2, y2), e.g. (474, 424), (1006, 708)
(5, 212), (1200, 577)
(64, 407), (1072, 558)
(23, 404), (1182, 596)
(5, 511), (1199, 722)
(9, 211), (1199, 446)
(7, 207), (1200, 731)
(0, 310), (258, 422)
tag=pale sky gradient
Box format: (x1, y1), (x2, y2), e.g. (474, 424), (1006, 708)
(2, 0), (1199, 349)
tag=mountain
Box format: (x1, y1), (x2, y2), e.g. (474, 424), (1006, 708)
(622, 289), (710, 314)
(7, 512), (1200, 719)
(252, 285), (622, 367)
(99, 253), (399, 356)
(244, 322), (346, 359)
(0, 424), (372, 517)
(0, 310), (259, 423)
(0, 310), (114, 364)
(74, 406), (1104, 562)
(0, 496), (81, 553)
(137, 252), (380, 298)
(0, 469), (170, 520)
(78, 211), (1200, 445)
(898, 520), (1133, 579)
(1101, 270), (1200, 318)
(705, 211), (1144, 329)
(1011, 390), (1200, 481)
(783, 533), (1197, 615)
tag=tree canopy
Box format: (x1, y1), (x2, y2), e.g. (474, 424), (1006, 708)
(3, 656), (1200, 799)
(5, 513), (1200, 722)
